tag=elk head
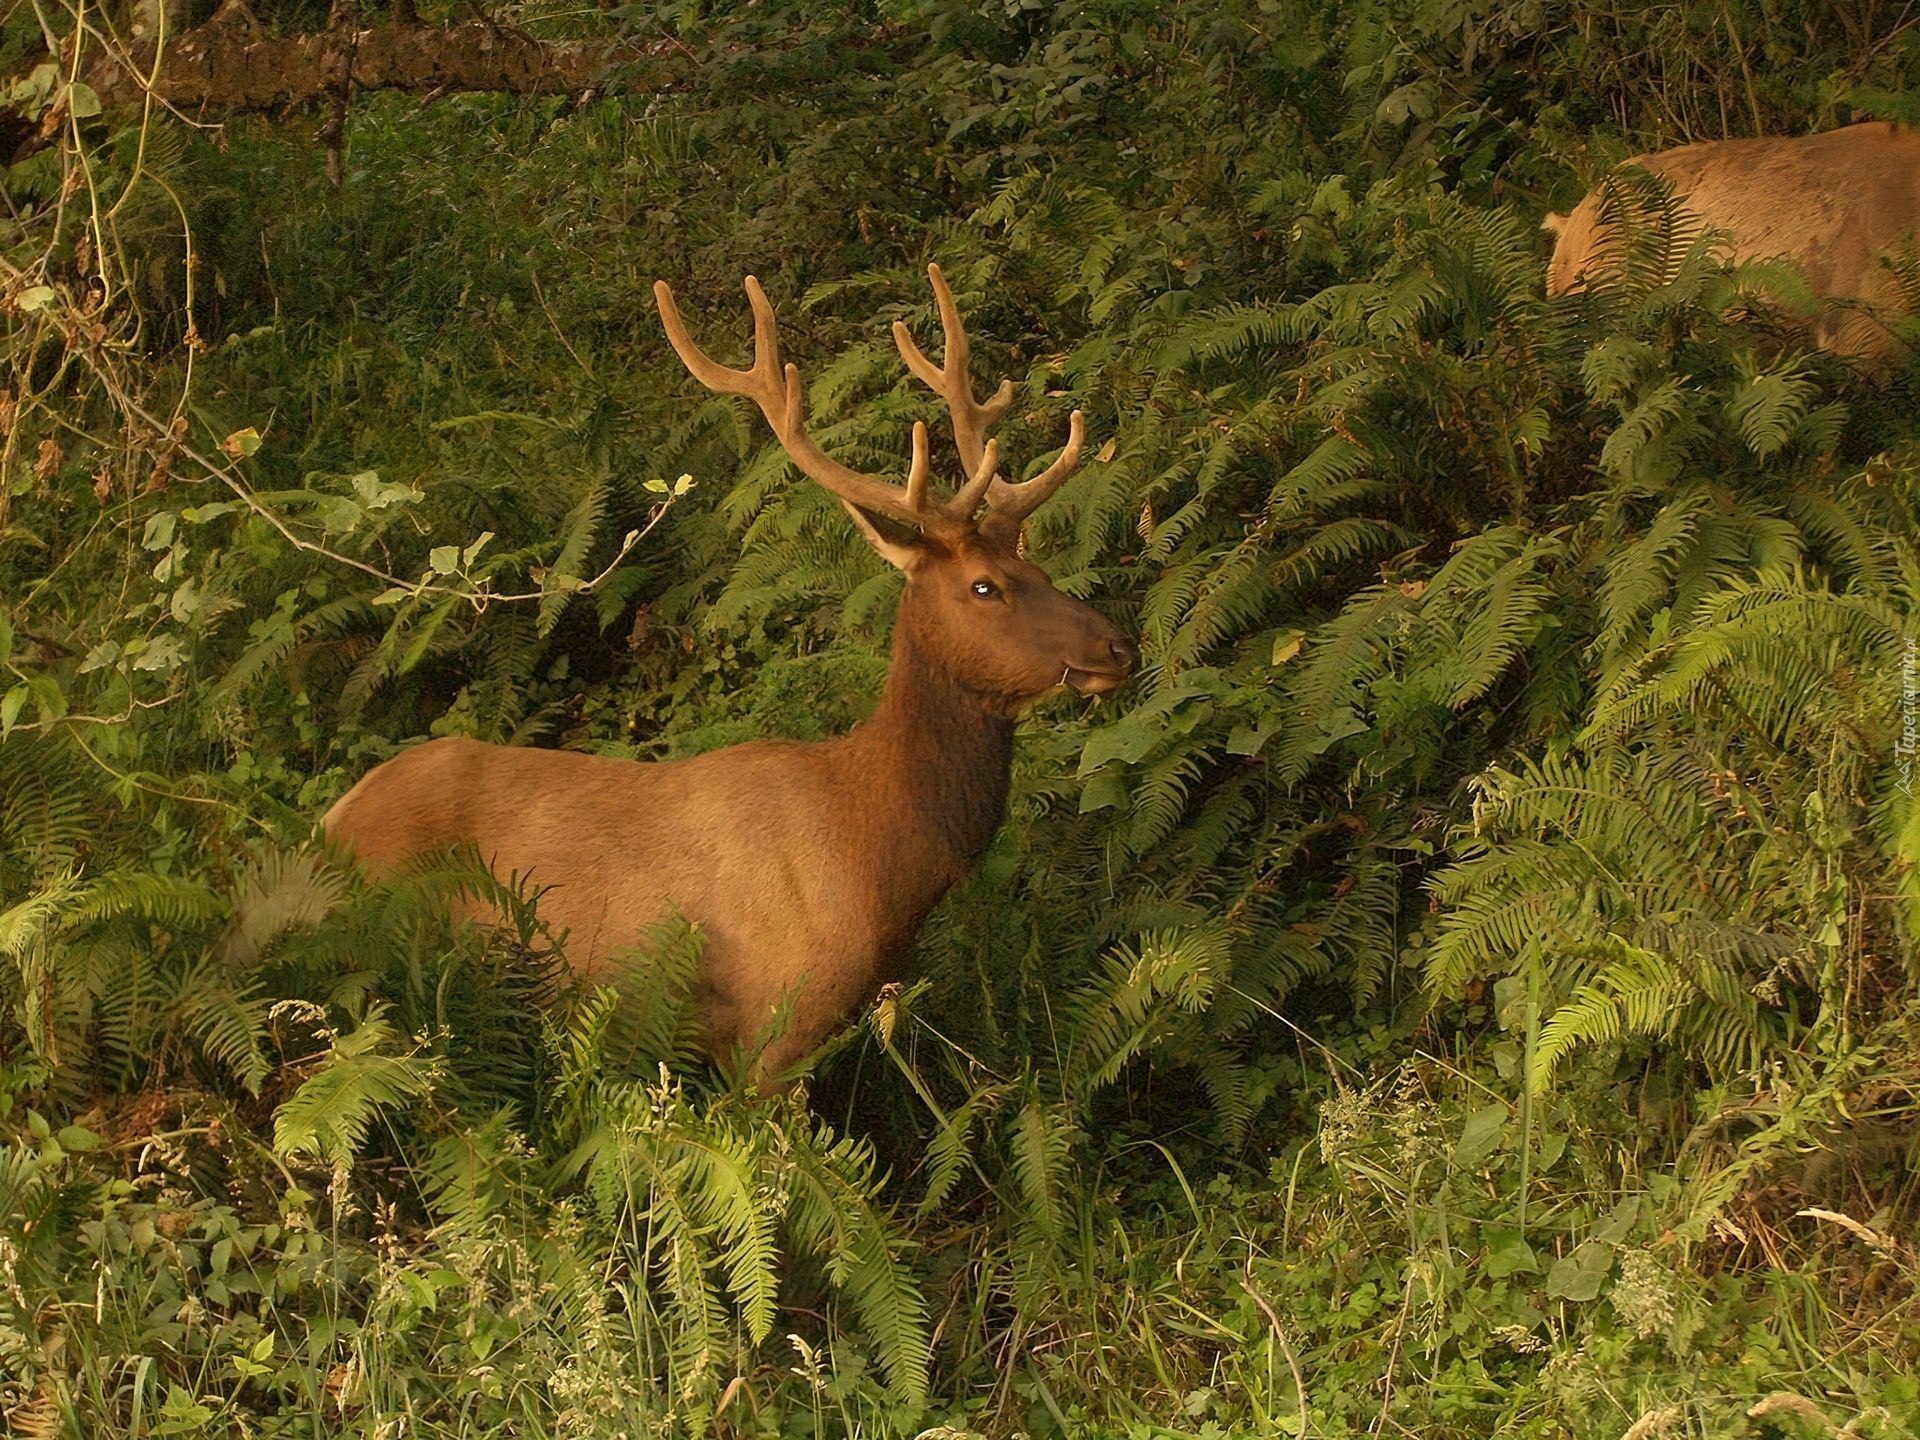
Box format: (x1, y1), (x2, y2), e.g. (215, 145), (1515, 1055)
(653, 265), (1134, 715)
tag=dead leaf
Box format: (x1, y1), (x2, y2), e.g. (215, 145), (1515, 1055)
(33, 439), (61, 496)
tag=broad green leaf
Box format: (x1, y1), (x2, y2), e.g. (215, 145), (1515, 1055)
(171, 580), (204, 622)
(1493, 975), (1529, 1031)
(182, 501), (244, 523)
(1483, 1229), (1538, 1278)
(1296, 708), (1369, 756)
(1593, 1197), (1639, 1246)
(1078, 672), (1223, 775)
(142, 512), (177, 551)
(1453, 1102), (1508, 1170)
(29, 675), (65, 725)
(64, 82), (100, 117)
(0, 683), (28, 736)
(55, 1124), (97, 1151)
(13, 63), (56, 105)
(1225, 716), (1285, 757)
(314, 497), (364, 536)
(351, 471), (423, 509)
(1079, 768), (1129, 814)
(131, 634), (186, 671)
(1545, 1241), (1614, 1301)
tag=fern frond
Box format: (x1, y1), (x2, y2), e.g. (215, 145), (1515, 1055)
(1067, 927), (1228, 1094)
(784, 1126), (931, 1403)
(1531, 942), (1688, 1092)
(73, 871), (228, 929)
(273, 1006), (433, 1171)
(1007, 1094), (1079, 1243)
(221, 846), (346, 966)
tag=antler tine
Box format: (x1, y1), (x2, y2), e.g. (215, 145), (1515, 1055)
(654, 277), (785, 414)
(904, 422), (932, 513)
(951, 437), (999, 517)
(892, 263), (1015, 488)
(986, 410), (1085, 525)
(654, 276), (940, 531)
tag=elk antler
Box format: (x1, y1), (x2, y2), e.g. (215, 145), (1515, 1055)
(654, 274), (997, 538)
(890, 263), (1014, 479)
(654, 267), (1083, 539)
(891, 264), (1084, 528)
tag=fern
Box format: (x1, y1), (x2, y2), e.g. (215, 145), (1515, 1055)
(537, 480), (607, 637)
(0, 870), (85, 960)
(674, 1126), (782, 1347)
(1725, 356), (1819, 459)
(273, 1006), (434, 1172)
(169, 959), (272, 1095)
(1530, 940), (1691, 1092)
(421, 1108), (530, 1231)
(1006, 1093), (1078, 1243)
(0, 737), (92, 883)
(916, 1083), (1005, 1217)
(1065, 926), (1228, 1095)
(785, 1128), (932, 1403)
(220, 845), (346, 966)
(71, 871), (228, 928)
(573, 1062), (932, 1405)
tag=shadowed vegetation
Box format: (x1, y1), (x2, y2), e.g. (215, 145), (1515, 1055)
(2, 0), (1919, 1435)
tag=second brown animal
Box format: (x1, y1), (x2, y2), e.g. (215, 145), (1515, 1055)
(1543, 121), (1920, 368)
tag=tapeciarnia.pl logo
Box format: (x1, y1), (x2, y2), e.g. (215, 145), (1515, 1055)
(1899, 636), (1917, 799)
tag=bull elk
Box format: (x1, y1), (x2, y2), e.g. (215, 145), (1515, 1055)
(323, 265), (1136, 1084)
(1543, 122), (1920, 368)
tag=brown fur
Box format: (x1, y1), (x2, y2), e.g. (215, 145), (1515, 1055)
(325, 495), (1133, 1086)
(1543, 122), (1920, 366)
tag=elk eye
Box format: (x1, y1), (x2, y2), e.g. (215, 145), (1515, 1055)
(970, 579), (999, 598)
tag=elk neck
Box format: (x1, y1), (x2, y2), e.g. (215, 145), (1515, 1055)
(839, 605), (1015, 892)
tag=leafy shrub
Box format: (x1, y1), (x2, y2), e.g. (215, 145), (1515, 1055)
(3, 0), (1920, 1434)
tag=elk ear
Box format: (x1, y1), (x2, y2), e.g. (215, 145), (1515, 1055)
(839, 499), (925, 571)
(1541, 211), (1569, 237)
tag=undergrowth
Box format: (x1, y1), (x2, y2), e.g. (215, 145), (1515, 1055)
(3, 0), (1920, 1434)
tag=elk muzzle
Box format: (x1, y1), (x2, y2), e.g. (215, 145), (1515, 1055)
(1064, 630), (1136, 696)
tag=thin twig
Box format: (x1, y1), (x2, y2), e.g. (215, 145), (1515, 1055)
(1241, 1276), (1309, 1439)
(65, 725), (266, 825)
(0, 264), (682, 611)
(532, 271), (594, 379)
(87, 361), (676, 607)
(1372, 1280), (1414, 1434)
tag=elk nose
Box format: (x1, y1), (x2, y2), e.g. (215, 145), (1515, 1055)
(1107, 636), (1138, 673)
